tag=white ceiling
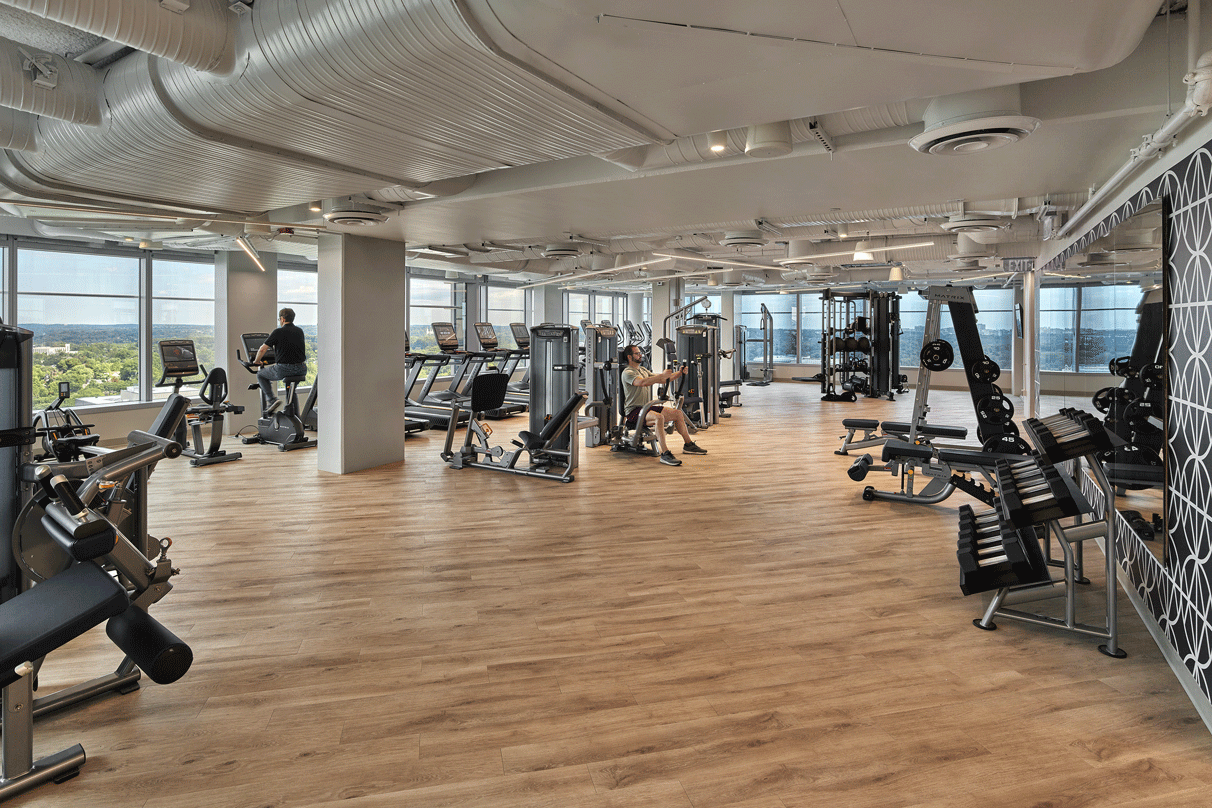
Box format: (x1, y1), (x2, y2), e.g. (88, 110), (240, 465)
(0, 0), (1185, 289)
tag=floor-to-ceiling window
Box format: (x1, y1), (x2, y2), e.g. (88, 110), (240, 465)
(485, 285), (527, 350)
(18, 246), (141, 407)
(152, 258), (215, 399)
(278, 266), (318, 384)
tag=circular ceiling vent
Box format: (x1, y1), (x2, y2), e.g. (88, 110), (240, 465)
(323, 206), (388, 226)
(719, 230), (766, 247)
(909, 115), (1040, 156)
(939, 213), (1004, 233)
(541, 243), (583, 259)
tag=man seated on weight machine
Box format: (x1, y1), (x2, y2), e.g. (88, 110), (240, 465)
(253, 307), (308, 414)
(620, 343), (707, 466)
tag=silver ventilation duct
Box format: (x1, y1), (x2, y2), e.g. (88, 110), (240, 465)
(0, 0), (236, 74)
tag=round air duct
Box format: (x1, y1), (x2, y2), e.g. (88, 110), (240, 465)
(939, 213), (1004, 233)
(780, 239), (820, 267)
(323, 201), (389, 226)
(541, 243), (584, 258)
(909, 87), (1039, 156)
(720, 230), (766, 247)
(745, 121), (793, 158)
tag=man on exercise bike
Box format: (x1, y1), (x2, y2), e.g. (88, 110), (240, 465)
(620, 343), (707, 466)
(253, 308), (308, 415)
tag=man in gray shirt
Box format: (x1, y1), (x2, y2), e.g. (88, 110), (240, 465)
(620, 344), (707, 466)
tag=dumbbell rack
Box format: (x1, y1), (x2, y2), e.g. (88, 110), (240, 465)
(969, 408), (1125, 657)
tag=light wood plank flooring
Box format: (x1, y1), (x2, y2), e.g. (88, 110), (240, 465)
(16, 383), (1212, 808)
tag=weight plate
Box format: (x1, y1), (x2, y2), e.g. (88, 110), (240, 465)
(856, 336), (871, 353)
(970, 356), (1001, 384)
(1123, 399), (1155, 431)
(1093, 386), (1133, 413)
(975, 393), (1014, 426)
(982, 433), (1032, 455)
(920, 339), (954, 371)
(1139, 362), (1165, 388)
(1109, 356), (1137, 378)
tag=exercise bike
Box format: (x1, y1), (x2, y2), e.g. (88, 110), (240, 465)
(156, 339), (245, 466)
(236, 332), (317, 452)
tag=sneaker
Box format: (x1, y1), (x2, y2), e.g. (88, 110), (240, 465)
(659, 451), (682, 466)
(265, 399), (282, 416)
(683, 442), (707, 455)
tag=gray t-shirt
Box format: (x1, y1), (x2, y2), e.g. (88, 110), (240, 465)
(621, 365), (654, 412)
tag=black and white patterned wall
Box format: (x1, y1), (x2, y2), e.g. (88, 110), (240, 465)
(1043, 142), (1212, 704)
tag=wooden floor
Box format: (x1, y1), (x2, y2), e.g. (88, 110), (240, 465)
(18, 384), (1212, 808)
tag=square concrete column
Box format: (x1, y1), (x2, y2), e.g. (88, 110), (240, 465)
(216, 250), (278, 435)
(316, 234), (407, 473)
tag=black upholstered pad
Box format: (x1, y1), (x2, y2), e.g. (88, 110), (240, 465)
(0, 563), (128, 689)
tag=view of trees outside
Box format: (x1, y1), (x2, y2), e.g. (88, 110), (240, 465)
(19, 249), (144, 409)
(486, 286), (526, 350)
(278, 268), (319, 385)
(408, 277), (463, 379)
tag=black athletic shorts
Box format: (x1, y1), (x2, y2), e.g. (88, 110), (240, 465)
(625, 405), (662, 428)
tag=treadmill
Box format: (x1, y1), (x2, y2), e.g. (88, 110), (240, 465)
(404, 334), (465, 430)
(423, 322), (525, 420)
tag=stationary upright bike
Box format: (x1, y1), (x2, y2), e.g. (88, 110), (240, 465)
(236, 332), (317, 452)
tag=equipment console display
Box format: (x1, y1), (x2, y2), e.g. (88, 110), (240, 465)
(158, 339), (200, 378)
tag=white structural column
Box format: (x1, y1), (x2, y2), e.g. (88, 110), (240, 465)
(316, 234), (407, 473)
(215, 249), (278, 435)
(1022, 266), (1039, 420)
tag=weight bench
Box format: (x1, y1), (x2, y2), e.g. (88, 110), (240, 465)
(835, 418), (969, 455)
(854, 439), (1025, 505)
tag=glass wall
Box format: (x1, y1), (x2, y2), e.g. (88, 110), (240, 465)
(486, 285), (526, 350)
(1077, 285), (1142, 372)
(278, 267), (318, 384)
(408, 276), (462, 352)
(152, 258), (215, 398)
(18, 247), (141, 407)
(799, 294), (822, 362)
(739, 294), (797, 362)
(1040, 287), (1079, 372)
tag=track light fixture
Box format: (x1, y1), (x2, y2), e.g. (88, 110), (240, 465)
(236, 235), (267, 272)
(707, 131), (727, 153)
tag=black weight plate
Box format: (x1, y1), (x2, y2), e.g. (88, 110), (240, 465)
(920, 339), (954, 371)
(970, 356), (1001, 384)
(1123, 399), (1155, 430)
(976, 394), (1014, 426)
(982, 433), (1032, 455)
(1139, 362), (1165, 388)
(856, 336), (871, 353)
(1109, 356), (1137, 378)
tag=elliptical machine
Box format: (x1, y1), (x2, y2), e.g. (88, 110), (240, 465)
(236, 332), (317, 452)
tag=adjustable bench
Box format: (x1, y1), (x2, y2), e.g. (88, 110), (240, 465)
(836, 418), (969, 455)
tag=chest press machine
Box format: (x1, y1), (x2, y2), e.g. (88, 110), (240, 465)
(0, 325), (193, 801)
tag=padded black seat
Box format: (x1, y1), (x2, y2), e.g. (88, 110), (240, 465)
(843, 418), (879, 430)
(517, 392), (586, 450)
(148, 393), (190, 439)
(0, 563), (128, 690)
(880, 420), (968, 439)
